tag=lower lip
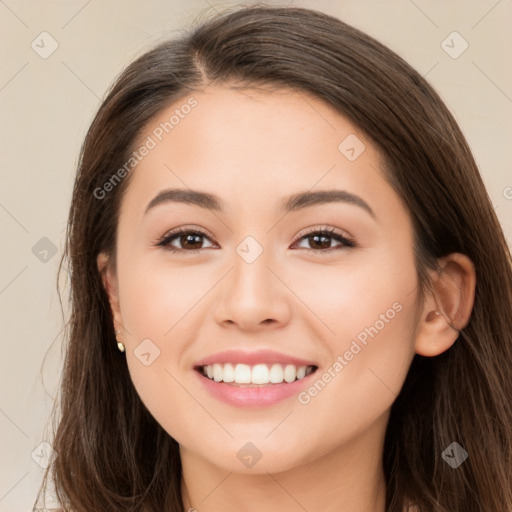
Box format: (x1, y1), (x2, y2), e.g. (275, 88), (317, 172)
(195, 369), (318, 408)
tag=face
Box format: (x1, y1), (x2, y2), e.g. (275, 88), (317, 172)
(101, 84), (424, 474)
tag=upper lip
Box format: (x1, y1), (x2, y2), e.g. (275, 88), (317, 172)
(194, 350), (318, 369)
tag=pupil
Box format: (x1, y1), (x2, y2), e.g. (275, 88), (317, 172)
(183, 234), (202, 249)
(311, 234), (330, 249)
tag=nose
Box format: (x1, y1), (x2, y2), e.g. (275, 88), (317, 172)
(214, 243), (292, 332)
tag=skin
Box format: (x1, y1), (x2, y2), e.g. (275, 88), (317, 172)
(98, 84), (475, 512)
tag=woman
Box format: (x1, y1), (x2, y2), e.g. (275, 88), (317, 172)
(35, 5), (512, 511)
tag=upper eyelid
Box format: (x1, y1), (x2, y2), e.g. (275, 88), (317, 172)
(158, 225), (215, 244)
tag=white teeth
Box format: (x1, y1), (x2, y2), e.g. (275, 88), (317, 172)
(269, 364), (283, 383)
(213, 363), (223, 382)
(283, 364), (296, 383)
(234, 364), (251, 383)
(252, 364), (270, 384)
(201, 363), (315, 384)
(223, 363), (235, 383)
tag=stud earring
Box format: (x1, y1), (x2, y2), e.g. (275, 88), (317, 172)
(115, 330), (125, 353)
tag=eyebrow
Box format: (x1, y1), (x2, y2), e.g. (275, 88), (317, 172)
(144, 188), (375, 218)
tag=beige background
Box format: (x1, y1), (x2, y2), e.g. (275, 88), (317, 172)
(1, 0), (511, 509)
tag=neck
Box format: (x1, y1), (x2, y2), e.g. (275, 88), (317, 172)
(179, 411), (389, 512)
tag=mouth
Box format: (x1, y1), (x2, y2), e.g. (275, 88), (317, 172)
(192, 349), (320, 407)
(195, 363), (318, 386)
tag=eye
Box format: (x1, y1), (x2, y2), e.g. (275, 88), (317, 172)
(155, 225), (356, 254)
(291, 227), (356, 253)
(155, 226), (216, 253)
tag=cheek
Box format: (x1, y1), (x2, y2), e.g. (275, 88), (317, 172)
(288, 242), (418, 348)
(118, 254), (215, 345)
(117, 257), (216, 434)
(295, 298), (416, 451)
(292, 249), (419, 434)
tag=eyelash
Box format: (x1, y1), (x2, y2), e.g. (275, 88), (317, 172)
(155, 225), (356, 255)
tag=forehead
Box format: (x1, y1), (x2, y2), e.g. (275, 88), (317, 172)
(121, 84), (403, 222)
(136, 84), (352, 157)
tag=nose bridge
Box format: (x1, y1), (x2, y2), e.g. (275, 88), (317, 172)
(231, 234), (273, 299)
(215, 233), (290, 328)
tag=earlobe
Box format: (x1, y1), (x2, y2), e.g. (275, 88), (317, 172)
(414, 253), (476, 357)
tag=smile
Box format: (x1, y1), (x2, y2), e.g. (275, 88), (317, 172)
(198, 363), (317, 385)
(193, 349), (319, 407)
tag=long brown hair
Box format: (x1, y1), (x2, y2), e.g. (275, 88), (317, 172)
(36, 5), (512, 511)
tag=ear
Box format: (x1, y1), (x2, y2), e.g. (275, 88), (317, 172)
(415, 253), (476, 357)
(97, 252), (123, 331)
